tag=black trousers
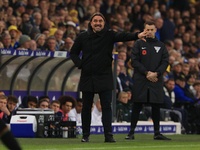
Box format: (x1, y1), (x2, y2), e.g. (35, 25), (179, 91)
(130, 103), (161, 135)
(82, 90), (112, 137)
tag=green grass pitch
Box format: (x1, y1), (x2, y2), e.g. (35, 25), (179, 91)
(0, 134), (200, 150)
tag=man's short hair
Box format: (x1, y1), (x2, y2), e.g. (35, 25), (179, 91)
(182, 63), (189, 68)
(38, 99), (49, 107)
(58, 95), (76, 108)
(27, 96), (38, 104)
(0, 95), (8, 100)
(21, 12), (30, 18)
(51, 100), (60, 105)
(1, 33), (11, 41)
(144, 21), (156, 27)
(39, 95), (50, 101)
(166, 78), (175, 83)
(90, 12), (106, 22)
(76, 98), (82, 103)
(7, 95), (18, 103)
(0, 91), (5, 95)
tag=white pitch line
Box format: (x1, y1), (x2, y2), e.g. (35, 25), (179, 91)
(31, 144), (200, 150)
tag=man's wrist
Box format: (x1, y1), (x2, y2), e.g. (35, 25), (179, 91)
(156, 72), (160, 76)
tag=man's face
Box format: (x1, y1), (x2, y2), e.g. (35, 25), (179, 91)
(28, 101), (37, 108)
(176, 79), (185, 88)
(39, 101), (49, 109)
(120, 95), (128, 104)
(54, 30), (63, 41)
(49, 2), (56, 11)
(0, 98), (7, 109)
(75, 102), (82, 114)
(34, 14), (42, 26)
(182, 66), (189, 76)
(64, 38), (73, 50)
(145, 24), (157, 38)
(127, 91), (132, 100)
(62, 101), (72, 114)
(37, 35), (45, 46)
(7, 101), (17, 112)
(47, 39), (56, 51)
(22, 41), (30, 49)
(91, 15), (105, 33)
(155, 18), (163, 29)
(193, 84), (200, 92)
(9, 29), (17, 39)
(43, 31), (49, 39)
(50, 103), (60, 113)
(174, 64), (182, 73)
(2, 35), (11, 47)
(22, 14), (30, 23)
(118, 52), (126, 61)
(165, 80), (175, 92)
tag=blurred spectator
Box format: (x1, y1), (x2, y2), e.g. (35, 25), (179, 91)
(17, 35), (31, 50)
(29, 40), (37, 50)
(189, 43), (200, 58)
(18, 95), (37, 108)
(7, 15), (17, 27)
(0, 20), (6, 35)
(63, 21), (76, 39)
(6, 95), (18, 123)
(8, 25), (20, 49)
(49, 0), (57, 16)
(174, 38), (183, 53)
(193, 79), (200, 100)
(182, 32), (190, 43)
(68, 29), (76, 41)
(38, 99), (49, 109)
(188, 58), (199, 76)
(39, 95), (50, 103)
(116, 91), (131, 122)
(164, 40), (173, 51)
(30, 26), (40, 39)
(68, 98), (83, 123)
(13, 1), (26, 17)
(118, 50), (127, 62)
(1, 33), (12, 49)
(181, 63), (190, 77)
(45, 36), (56, 51)
(6, 7), (13, 17)
(76, 0), (90, 23)
(160, 12), (175, 42)
(19, 12), (32, 35)
(168, 61), (182, 80)
(59, 37), (74, 51)
(100, 0), (115, 17)
(58, 22), (67, 33)
(174, 75), (195, 103)
(54, 29), (64, 51)
(41, 29), (50, 39)
(50, 100), (60, 113)
(163, 79), (189, 132)
(0, 95), (10, 123)
(0, 91), (5, 95)
(34, 33), (46, 50)
(91, 99), (102, 124)
(57, 95), (76, 121)
(182, 42), (191, 57)
(155, 17), (163, 40)
(33, 12), (42, 30)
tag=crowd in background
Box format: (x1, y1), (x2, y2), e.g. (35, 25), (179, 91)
(1, 0), (200, 134)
